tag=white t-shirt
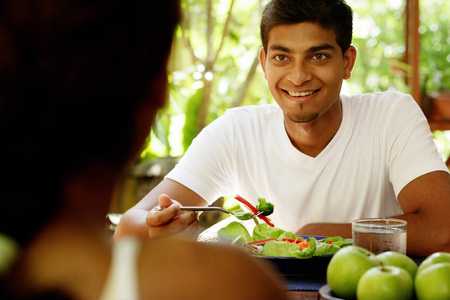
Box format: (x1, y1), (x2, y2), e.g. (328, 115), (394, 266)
(166, 91), (448, 232)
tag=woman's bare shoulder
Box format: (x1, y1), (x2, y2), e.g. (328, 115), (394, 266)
(138, 237), (288, 299)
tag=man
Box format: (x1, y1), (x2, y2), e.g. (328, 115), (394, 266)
(115, 0), (450, 256)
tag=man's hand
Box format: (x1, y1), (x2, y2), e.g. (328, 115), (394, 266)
(145, 194), (200, 239)
(114, 179), (209, 241)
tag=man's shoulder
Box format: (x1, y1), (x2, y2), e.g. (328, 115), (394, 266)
(342, 91), (417, 113)
(225, 104), (281, 114)
(342, 91), (413, 103)
(222, 104), (282, 121)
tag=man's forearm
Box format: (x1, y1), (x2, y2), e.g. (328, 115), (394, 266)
(295, 223), (352, 239)
(297, 215), (450, 257)
(395, 171), (450, 256)
(391, 212), (450, 257)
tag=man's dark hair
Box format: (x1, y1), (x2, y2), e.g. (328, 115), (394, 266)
(260, 0), (353, 54)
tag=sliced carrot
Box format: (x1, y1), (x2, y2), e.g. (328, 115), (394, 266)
(234, 195), (259, 214)
(234, 195), (275, 227)
(243, 242), (260, 254)
(298, 240), (309, 249)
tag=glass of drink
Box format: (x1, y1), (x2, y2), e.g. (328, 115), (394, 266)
(352, 218), (407, 255)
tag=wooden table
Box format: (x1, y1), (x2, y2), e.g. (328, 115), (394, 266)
(286, 290), (320, 300)
(277, 272), (327, 300)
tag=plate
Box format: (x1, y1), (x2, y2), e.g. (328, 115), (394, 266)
(254, 235), (334, 275)
(318, 284), (347, 300)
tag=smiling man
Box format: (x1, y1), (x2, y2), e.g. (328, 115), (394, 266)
(115, 0), (450, 256)
(259, 21), (356, 157)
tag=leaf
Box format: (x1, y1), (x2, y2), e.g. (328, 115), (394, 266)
(252, 223), (285, 241)
(261, 238), (316, 259)
(278, 231), (299, 240)
(227, 207), (254, 220)
(153, 110), (172, 153)
(261, 241), (300, 258)
(182, 87), (203, 152)
(217, 221), (252, 244)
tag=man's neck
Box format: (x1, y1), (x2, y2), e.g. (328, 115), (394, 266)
(284, 100), (343, 157)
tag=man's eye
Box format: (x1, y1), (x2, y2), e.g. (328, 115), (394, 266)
(274, 55), (289, 62)
(312, 53), (328, 61)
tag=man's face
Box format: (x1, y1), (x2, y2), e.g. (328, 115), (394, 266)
(259, 22), (356, 124)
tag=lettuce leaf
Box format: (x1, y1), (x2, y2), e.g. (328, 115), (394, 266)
(315, 236), (353, 256)
(261, 237), (316, 258)
(217, 221), (252, 244)
(217, 221), (352, 258)
(252, 223), (285, 241)
(262, 240), (302, 257)
(278, 231), (299, 241)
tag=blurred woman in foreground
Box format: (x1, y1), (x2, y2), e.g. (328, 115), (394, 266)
(0, 1), (286, 299)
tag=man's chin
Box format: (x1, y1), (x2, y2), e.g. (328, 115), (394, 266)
(286, 112), (319, 124)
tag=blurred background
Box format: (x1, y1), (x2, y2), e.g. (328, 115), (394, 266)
(110, 0), (450, 227)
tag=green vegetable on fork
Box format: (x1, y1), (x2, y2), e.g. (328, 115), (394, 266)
(176, 195), (275, 226)
(230, 195), (275, 227)
(255, 198), (274, 216)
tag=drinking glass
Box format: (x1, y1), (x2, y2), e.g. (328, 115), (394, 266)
(352, 218), (407, 254)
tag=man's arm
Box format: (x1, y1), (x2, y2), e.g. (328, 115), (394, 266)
(394, 170), (450, 256)
(297, 171), (450, 257)
(114, 178), (208, 240)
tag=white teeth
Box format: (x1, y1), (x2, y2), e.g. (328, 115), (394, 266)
(288, 90), (315, 97)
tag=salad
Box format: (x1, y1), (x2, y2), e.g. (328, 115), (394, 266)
(218, 222), (352, 259)
(228, 195), (275, 226)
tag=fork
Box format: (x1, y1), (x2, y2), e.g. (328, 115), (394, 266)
(180, 206), (230, 213)
(180, 206), (263, 220)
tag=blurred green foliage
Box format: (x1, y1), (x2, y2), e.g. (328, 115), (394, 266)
(434, 130), (450, 163)
(139, 0), (450, 162)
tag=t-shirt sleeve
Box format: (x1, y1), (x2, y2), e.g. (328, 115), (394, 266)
(165, 110), (237, 204)
(384, 93), (449, 197)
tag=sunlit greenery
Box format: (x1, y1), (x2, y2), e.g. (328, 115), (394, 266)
(139, 0), (450, 162)
(434, 130), (450, 163)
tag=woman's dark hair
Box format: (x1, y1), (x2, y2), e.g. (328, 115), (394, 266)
(0, 0), (180, 246)
(260, 0), (353, 54)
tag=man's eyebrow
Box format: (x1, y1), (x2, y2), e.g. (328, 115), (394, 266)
(305, 43), (336, 54)
(269, 44), (292, 53)
(268, 43), (336, 54)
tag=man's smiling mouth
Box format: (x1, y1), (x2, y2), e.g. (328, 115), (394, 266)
(283, 89), (319, 97)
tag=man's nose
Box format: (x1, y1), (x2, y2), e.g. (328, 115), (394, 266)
(286, 61), (312, 85)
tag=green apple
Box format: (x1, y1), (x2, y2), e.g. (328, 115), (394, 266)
(376, 251), (418, 279)
(326, 245), (380, 299)
(357, 266), (413, 300)
(417, 251), (450, 274)
(415, 262), (450, 300)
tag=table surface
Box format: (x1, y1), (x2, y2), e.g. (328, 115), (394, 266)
(285, 290), (320, 300)
(280, 273), (325, 300)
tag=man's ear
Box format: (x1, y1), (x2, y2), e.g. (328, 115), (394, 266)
(259, 47), (267, 76)
(343, 45), (357, 80)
